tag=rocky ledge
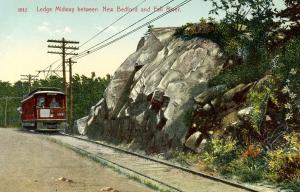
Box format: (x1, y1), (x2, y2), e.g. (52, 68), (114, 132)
(75, 27), (226, 153)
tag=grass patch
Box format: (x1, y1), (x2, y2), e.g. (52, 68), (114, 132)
(144, 180), (160, 191)
(278, 181), (300, 192)
(166, 150), (201, 166)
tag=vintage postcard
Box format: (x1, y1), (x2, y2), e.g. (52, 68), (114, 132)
(0, 0), (299, 192)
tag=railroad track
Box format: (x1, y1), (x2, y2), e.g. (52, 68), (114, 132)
(46, 132), (259, 192)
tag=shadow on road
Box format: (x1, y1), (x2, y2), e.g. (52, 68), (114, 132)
(14, 128), (62, 136)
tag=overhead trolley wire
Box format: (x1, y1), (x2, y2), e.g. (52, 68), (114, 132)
(53, 0), (148, 71)
(79, 0), (148, 48)
(73, 0), (192, 61)
(34, 58), (61, 79)
(72, 0), (177, 60)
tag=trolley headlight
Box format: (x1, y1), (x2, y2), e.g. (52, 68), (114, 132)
(57, 112), (65, 117)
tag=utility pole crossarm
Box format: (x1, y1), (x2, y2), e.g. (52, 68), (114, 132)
(37, 70), (67, 73)
(47, 39), (79, 44)
(21, 74), (38, 78)
(47, 51), (63, 55)
(47, 51), (78, 55)
(48, 45), (79, 50)
(65, 60), (77, 64)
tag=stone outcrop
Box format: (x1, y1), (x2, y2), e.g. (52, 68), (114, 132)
(76, 27), (225, 153)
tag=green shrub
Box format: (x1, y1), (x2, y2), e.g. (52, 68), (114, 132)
(277, 38), (300, 78)
(228, 157), (266, 182)
(247, 77), (278, 133)
(270, 38), (300, 122)
(174, 18), (225, 47)
(267, 134), (300, 182)
(208, 63), (269, 88)
(201, 137), (238, 168)
(174, 18), (217, 37)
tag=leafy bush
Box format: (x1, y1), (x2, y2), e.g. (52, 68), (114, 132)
(175, 18), (217, 37)
(270, 38), (300, 122)
(247, 77), (278, 133)
(229, 157), (266, 182)
(275, 38), (300, 82)
(201, 137), (238, 168)
(174, 18), (227, 47)
(267, 134), (300, 182)
(241, 144), (262, 158)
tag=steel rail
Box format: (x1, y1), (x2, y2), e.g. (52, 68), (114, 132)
(70, 145), (184, 192)
(60, 132), (258, 192)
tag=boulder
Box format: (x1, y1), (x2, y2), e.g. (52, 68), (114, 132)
(255, 75), (274, 90)
(75, 116), (88, 135)
(221, 111), (241, 130)
(194, 139), (207, 153)
(222, 83), (252, 102)
(185, 131), (201, 150)
(237, 107), (253, 121)
(184, 131), (207, 153)
(194, 85), (227, 105)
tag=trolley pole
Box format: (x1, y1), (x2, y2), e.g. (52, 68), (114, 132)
(37, 69), (66, 79)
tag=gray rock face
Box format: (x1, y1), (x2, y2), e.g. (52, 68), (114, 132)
(77, 28), (225, 152)
(75, 116), (88, 135)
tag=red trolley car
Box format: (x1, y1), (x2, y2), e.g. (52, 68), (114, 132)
(20, 87), (67, 131)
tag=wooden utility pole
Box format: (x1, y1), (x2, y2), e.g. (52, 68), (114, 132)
(4, 97), (8, 127)
(47, 38), (79, 94)
(0, 97), (22, 127)
(20, 74), (38, 93)
(47, 38), (79, 132)
(68, 58), (77, 133)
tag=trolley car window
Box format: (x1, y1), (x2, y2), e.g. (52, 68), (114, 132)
(37, 97), (45, 108)
(50, 98), (60, 108)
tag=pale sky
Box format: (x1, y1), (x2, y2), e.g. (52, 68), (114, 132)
(0, 0), (285, 83)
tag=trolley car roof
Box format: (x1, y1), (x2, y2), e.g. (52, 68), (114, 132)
(21, 88), (65, 103)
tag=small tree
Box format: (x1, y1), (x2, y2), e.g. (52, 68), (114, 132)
(144, 25), (154, 38)
(204, 0), (276, 64)
(278, 0), (300, 36)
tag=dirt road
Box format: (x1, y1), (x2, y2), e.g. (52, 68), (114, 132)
(0, 128), (153, 192)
